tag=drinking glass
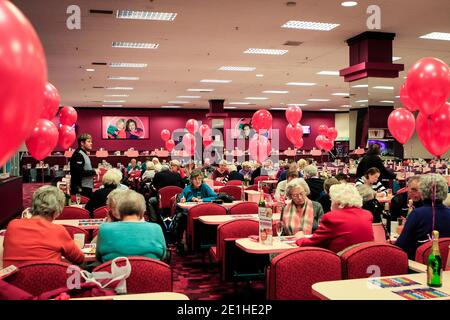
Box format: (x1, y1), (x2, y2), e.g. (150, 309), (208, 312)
(275, 221), (284, 241)
(76, 193), (81, 205)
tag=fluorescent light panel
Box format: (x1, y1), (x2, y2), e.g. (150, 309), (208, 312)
(317, 71), (339, 76)
(108, 76), (140, 80)
(380, 100), (394, 103)
(229, 102), (251, 105)
(286, 82), (316, 86)
(373, 86), (394, 90)
(245, 97), (268, 100)
(219, 66), (256, 71)
(282, 20), (340, 31)
(392, 57), (402, 62)
(102, 104), (123, 107)
(112, 42), (159, 49)
(168, 101), (189, 104)
(116, 10), (177, 21)
(86, 68), (95, 72)
(244, 48), (288, 55)
(332, 93), (349, 96)
(341, 1), (358, 7)
(105, 94), (129, 97)
(187, 89), (214, 92)
(308, 98), (330, 102)
(103, 100), (126, 103)
(355, 99), (368, 103)
(224, 106), (237, 109)
(352, 84), (368, 88)
(320, 108), (339, 111)
(161, 105), (181, 108)
(256, 74), (264, 77)
(109, 63), (148, 68)
(200, 79), (232, 83)
(263, 90), (289, 94)
(420, 32), (450, 41)
(177, 96), (201, 99)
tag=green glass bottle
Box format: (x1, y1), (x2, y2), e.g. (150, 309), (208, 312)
(427, 230), (442, 287)
(258, 190), (266, 217)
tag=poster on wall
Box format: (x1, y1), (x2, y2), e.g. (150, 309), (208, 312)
(102, 116), (149, 140)
(230, 118), (254, 139)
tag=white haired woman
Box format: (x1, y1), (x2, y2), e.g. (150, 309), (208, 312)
(296, 183), (374, 253)
(280, 178), (324, 238)
(396, 174), (450, 259)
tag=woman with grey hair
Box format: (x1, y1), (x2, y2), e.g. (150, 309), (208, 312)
(280, 178), (324, 238)
(96, 189), (167, 262)
(357, 184), (383, 223)
(396, 174), (450, 259)
(3, 186), (85, 267)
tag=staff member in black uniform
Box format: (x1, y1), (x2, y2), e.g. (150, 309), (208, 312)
(70, 133), (97, 198)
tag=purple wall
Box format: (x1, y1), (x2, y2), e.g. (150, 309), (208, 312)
(70, 108), (335, 151)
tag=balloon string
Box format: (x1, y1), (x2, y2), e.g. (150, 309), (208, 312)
(431, 175), (436, 240)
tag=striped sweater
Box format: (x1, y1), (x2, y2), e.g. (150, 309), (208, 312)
(355, 177), (387, 195)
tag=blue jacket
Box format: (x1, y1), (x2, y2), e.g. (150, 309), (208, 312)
(180, 183), (217, 202)
(395, 201), (450, 259)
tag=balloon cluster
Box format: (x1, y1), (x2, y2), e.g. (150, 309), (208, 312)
(160, 129), (175, 152)
(249, 110), (272, 162)
(285, 106), (304, 149)
(315, 125), (338, 152)
(388, 57), (450, 157)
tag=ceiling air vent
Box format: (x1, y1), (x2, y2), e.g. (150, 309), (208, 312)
(89, 9), (113, 15)
(92, 62), (107, 65)
(283, 41), (303, 46)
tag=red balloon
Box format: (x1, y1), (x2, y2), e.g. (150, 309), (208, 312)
(416, 102), (450, 157)
(406, 57), (450, 116)
(326, 127), (338, 141)
(399, 82), (418, 112)
(160, 129), (171, 141)
(286, 123), (304, 144)
(25, 119), (58, 161)
(249, 135), (271, 163)
(186, 119), (199, 134)
(58, 125), (76, 150)
(182, 133), (196, 156)
(40, 82), (60, 120)
(294, 138), (304, 149)
(322, 138), (334, 152)
(0, 1), (47, 167)
(387, 108), (415, 145)
(203, 140), (213, 149)
(285, 106), (303, 126)
(59, 106), (78, 126)
(199, 124), (210, 138)
(315, 135), (327, 150)
(165, 139), (175, 152)
(318, 125), (328, 136)
(252, 109), (272, 133)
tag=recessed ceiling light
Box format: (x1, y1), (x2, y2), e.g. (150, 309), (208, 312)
(352, 84), (368, 88)
(168, 101), (189, 104)
(373, 86), (394, 90)
(219, 66), (256, 71)
(86, 68), (95, 72)
(244, 48), (289, 55)
(287, 103), (308, 106)
(116, 10), (177, 21)
(161, 105), (181, 109)
(392, 57), (402, 62)
(332, 93), (349, 96)
(107, 76), (140, 81)
(105, 94), (129, 97)
(281, 20), (340, 31)
(341, 1), (358, 7)
(177, 96), (201, 99)
(200, 79), (232, 83)
(224, 106), (237, 109)
(112, 42), (159, 49)
(229, 102), (251, 105)
(320, 108), (339, 111)
(106, 87), (134, 90)
(340, 105), (350, 108)
(103, 100), (126, 103)
(256, 74), (264, 77)
(380, 100), (394, 103)
(187, 89), (214, 92)
(420, 32), (450, 41)
(263, 90), (289, 94)
(395, 96), (400, 98)
(109, 62), (148, 68)
(245, 97), (268, 100)
(317, 71), (340, 76)
(270, 107), (288, 110)
(102, 104), (123, 107)
(308, 98), (330, 102)
(356, 99), (368, 103)
(286, 82), (316, 86)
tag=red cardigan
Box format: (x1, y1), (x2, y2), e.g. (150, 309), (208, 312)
(296, 207), (374, 253)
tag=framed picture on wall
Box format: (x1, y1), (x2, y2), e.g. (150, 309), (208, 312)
(102, 116), (149, 140)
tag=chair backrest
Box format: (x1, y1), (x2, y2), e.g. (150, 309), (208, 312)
(4, 261), (71, 296)
(226, 180), (243, 186)
(218, 185), (242, 201)
(213, 180), (225, 186)
(93, 206), (108, 219)
(159, 186), (183, 209)
(415, 237), (450, 266)
(340, 242), (409, 279)
(227, 202), (258, 215)
(57, 206), (90, 220)
(70, 195), (90, 204)
(254, 176), (270, 185)
(92, 256), (172, 294)
(62, 224), (91, 243)
(446, 245), (450, 271)
(267, 247), (342, 300)
(372, 223), (387, 243)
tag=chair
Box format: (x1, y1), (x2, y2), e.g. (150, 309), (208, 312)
(227, 202), (258, 215)
(187, 203), (226, 251)
(213, 180), (225, 186)
(92, 257), (172, 294)
(56, 206), (90, 220)
(70, 195), (90, 204)
(62, 224), (91, 243)
(4, 261), (72, 296)
(372, 223), (388, 243)
(159, 186), (183, 216)
(253, 175), (270, 185)
(226, 180), (243, 186)
(218, 185), (242, 201)
(340, 242), (409, 279)
(93, 206), (108, 219)
(415, 237), (450, 266)
(266, 247), (342, 300)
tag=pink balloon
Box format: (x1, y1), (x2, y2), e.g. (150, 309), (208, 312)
(249, 135), (271, 163)
(40, 82), (60, 120)
(252, 109), (272, 133)
(318, 125), (328, 136)
(400, 82), (418, 112)
(186, 119), (199, 134)
(0, 1), (47, 167)
(406, 57), (450, 116)
(285, 106), (303, 126)
(286, 123), (304, 144)
(59, 106), (78, 126)
(182, 133), (196, 156)
(58, 125), (76, 150)
(200, 124), (210, 138)
(165, 139), (175, 152)
(387, 108), (415, 145)
(315, 135), (327, 150)
(416, 102), (450, 157)
(160, 129), (171, 141)
(25, 119), (58, 161)
(326, 127), (338, 141)
(294, 138), (304, 149)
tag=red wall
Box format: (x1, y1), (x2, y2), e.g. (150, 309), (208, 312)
(71, 108), (335, 151)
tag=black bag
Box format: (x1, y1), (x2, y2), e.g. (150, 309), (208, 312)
(216, 193), (235, 203)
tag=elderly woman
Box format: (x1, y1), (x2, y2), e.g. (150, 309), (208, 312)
(211, 160), (229, 183)
(3, 186), (84, 267)
(317, 177), (340, 214)
(228, 164), (244, 181)
(142, 161), (156, 181)
(96, 190), (166, 262)
(396, 174), (450, 259)
(280, 178), (324, 238)
(355, 167), (387, 196)
(357, 184), (383, 223)
(296, 183), (374, 253)
(304, 165), (325, 201)
(152, 157), (163, 172)
(180, 169), (218, 203)
(85, 168), (124, 215)
(274, 170), (299, 201)
(239, 161), (253, 180)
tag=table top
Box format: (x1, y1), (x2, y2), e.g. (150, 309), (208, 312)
(235, 237), (298, 254)
(312, 271), (450, 300)
(199, 213), (281, 225)
(70, 292), (189, 300)
(54, 219), (104, 230)
(178, 200), (243, 210)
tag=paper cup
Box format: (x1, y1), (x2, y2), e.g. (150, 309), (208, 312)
(74, 233), (85, 249)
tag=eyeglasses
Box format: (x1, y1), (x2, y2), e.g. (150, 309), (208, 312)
(290, 192), (306, 198)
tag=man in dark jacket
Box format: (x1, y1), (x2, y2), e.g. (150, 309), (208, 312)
(356, 143), (396, 180)
(69, 133), (97, 198)
(390, 175), (423, 220)
(304, 165), (324, 201)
